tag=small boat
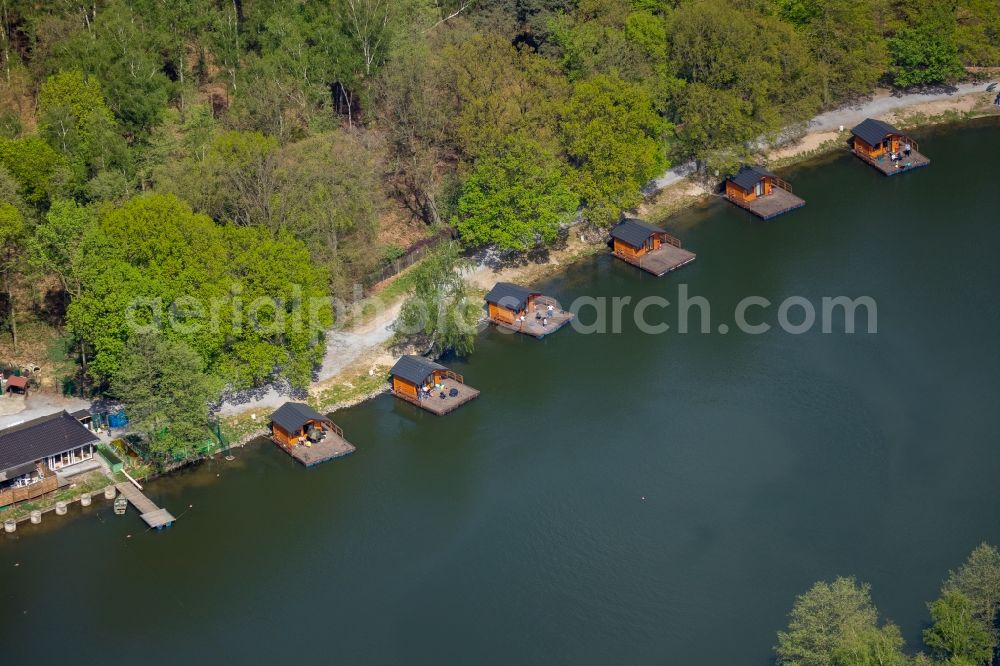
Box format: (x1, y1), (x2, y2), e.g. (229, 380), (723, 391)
(113, 495), (128, 515)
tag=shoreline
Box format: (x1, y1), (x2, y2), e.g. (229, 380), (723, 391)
(4, 91), (998, 535)
(641, 86), (999, 221)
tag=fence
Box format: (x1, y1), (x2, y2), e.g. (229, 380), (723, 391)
(364, 229), (452, 291)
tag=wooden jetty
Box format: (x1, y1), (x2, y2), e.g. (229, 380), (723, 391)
(270, 402), (355, 467)
(724, 165), (805, 220)
(389, 355), (480, 416)
(610, 218), (696, 277)
(485, 282), (573, 339)
(115, 482), (175, 529)
(850, 118), (930, 176)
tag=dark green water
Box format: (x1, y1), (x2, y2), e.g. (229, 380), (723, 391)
(3, 119), (1000, 664)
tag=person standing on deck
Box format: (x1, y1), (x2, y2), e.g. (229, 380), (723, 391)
(903, 142), (911, 157)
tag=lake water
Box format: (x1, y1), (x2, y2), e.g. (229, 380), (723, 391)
(3, 119), (1000, 664)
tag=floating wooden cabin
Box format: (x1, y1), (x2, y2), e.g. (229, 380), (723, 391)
(389, 355), (480, 416)
(850, 118), (930, 176)
(269, 402), (355, 467)
(610, 218), (696, 277)
(724, 165), (805, 220)
(484, 282), (573, 339)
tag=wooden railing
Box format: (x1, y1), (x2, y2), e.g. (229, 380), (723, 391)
(442, 369), (464, 384)
(325, 421), (344, 438)
(0, 468), (58, 507)
(657, 232), (682, 248)
(773, 177), (793, 193)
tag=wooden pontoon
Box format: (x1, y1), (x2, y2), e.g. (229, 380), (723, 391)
(724, 165), (805, 220)
(485, 282), (573, 339)
(389, 355), (479, 416)
(269, 402), (355, 467)
(610, 218), (696, 277)
(116, 481), (176, 530)
(850, 118), (930, 176)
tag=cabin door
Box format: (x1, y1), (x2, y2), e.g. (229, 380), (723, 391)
(754, 181), (764, 197)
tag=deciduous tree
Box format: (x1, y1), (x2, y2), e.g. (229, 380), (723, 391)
(923, 591), (995, 664)
(560, 74), (668, 224)
(397, 243), (478, 356)
(454, 134), (577, 251)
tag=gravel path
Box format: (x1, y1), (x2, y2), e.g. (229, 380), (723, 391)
(215, 298), (405, 416)
(0, 393), (91, 429)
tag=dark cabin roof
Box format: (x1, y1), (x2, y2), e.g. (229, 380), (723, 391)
(0, 410), (99, 478)
(485, 282), (535, 312)
(851, 118), (902, 146)
(729, 165), (776, 191)
(610, 218), (664, 248)
(390, 355), (446, 386)
(270, 402), (330, 433)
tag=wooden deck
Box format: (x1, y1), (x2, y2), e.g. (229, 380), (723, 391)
(276, 432), (356, 467)
(614, 245), (696, 277)
(855, 149), (930, 176)
(725, 188), (806, 220)
(494, 297), (574, 339)
(116, 482), (176, 530)
(393, 378), (480, 415)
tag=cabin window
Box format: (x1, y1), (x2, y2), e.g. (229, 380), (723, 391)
(754, 180), (764, 197)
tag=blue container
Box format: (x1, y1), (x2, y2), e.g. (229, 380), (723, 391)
(108, 411), (129, 428)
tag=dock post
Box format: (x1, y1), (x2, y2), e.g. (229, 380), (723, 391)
(30, 510), (41, 524)
(80, 492), (92, 507)
(3, 518), (15, 533)
(55, 501), (67, 515)
(104, 486), (116, 500)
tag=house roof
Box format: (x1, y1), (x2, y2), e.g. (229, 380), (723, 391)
(0, 411), (99, 479)
(729, 165), (776, 191)
(485, 282), (535, 312)
(270, 402), (330, 433)
(5, 376), (27, 389)
(851, 118), (902, 146)
(610, 218), (664, 248)
(390, 355), (446, 386)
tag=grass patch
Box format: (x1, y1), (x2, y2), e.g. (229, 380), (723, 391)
(312, 365), (390, 412)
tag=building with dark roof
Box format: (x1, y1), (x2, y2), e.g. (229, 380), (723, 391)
(849, 118), (930, 175)
(610, 218), (665, 251)
(269, 402), (354, 467)
(389, 355), (446, 390)
(610, 218), (696, 277)
(851, 118), (900, 148)
(0, 410), (99, 506)
(388, 355), (479, 415)
(724, 165), (806, 220)
(485, 282), (535, 316)
(484, 282), (573, 338)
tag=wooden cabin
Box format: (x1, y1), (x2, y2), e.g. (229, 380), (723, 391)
(610, 218), (696, 277)
(485, 282), (538, 325)
(724, 165), (805, 220)
(850, 118), (930, 175)
(389, 355), (479, 415)
(484, 282), (573, 338)
(269, 402), (355, 466)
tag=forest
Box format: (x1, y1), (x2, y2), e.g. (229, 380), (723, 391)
(0, 0), (998, 457)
